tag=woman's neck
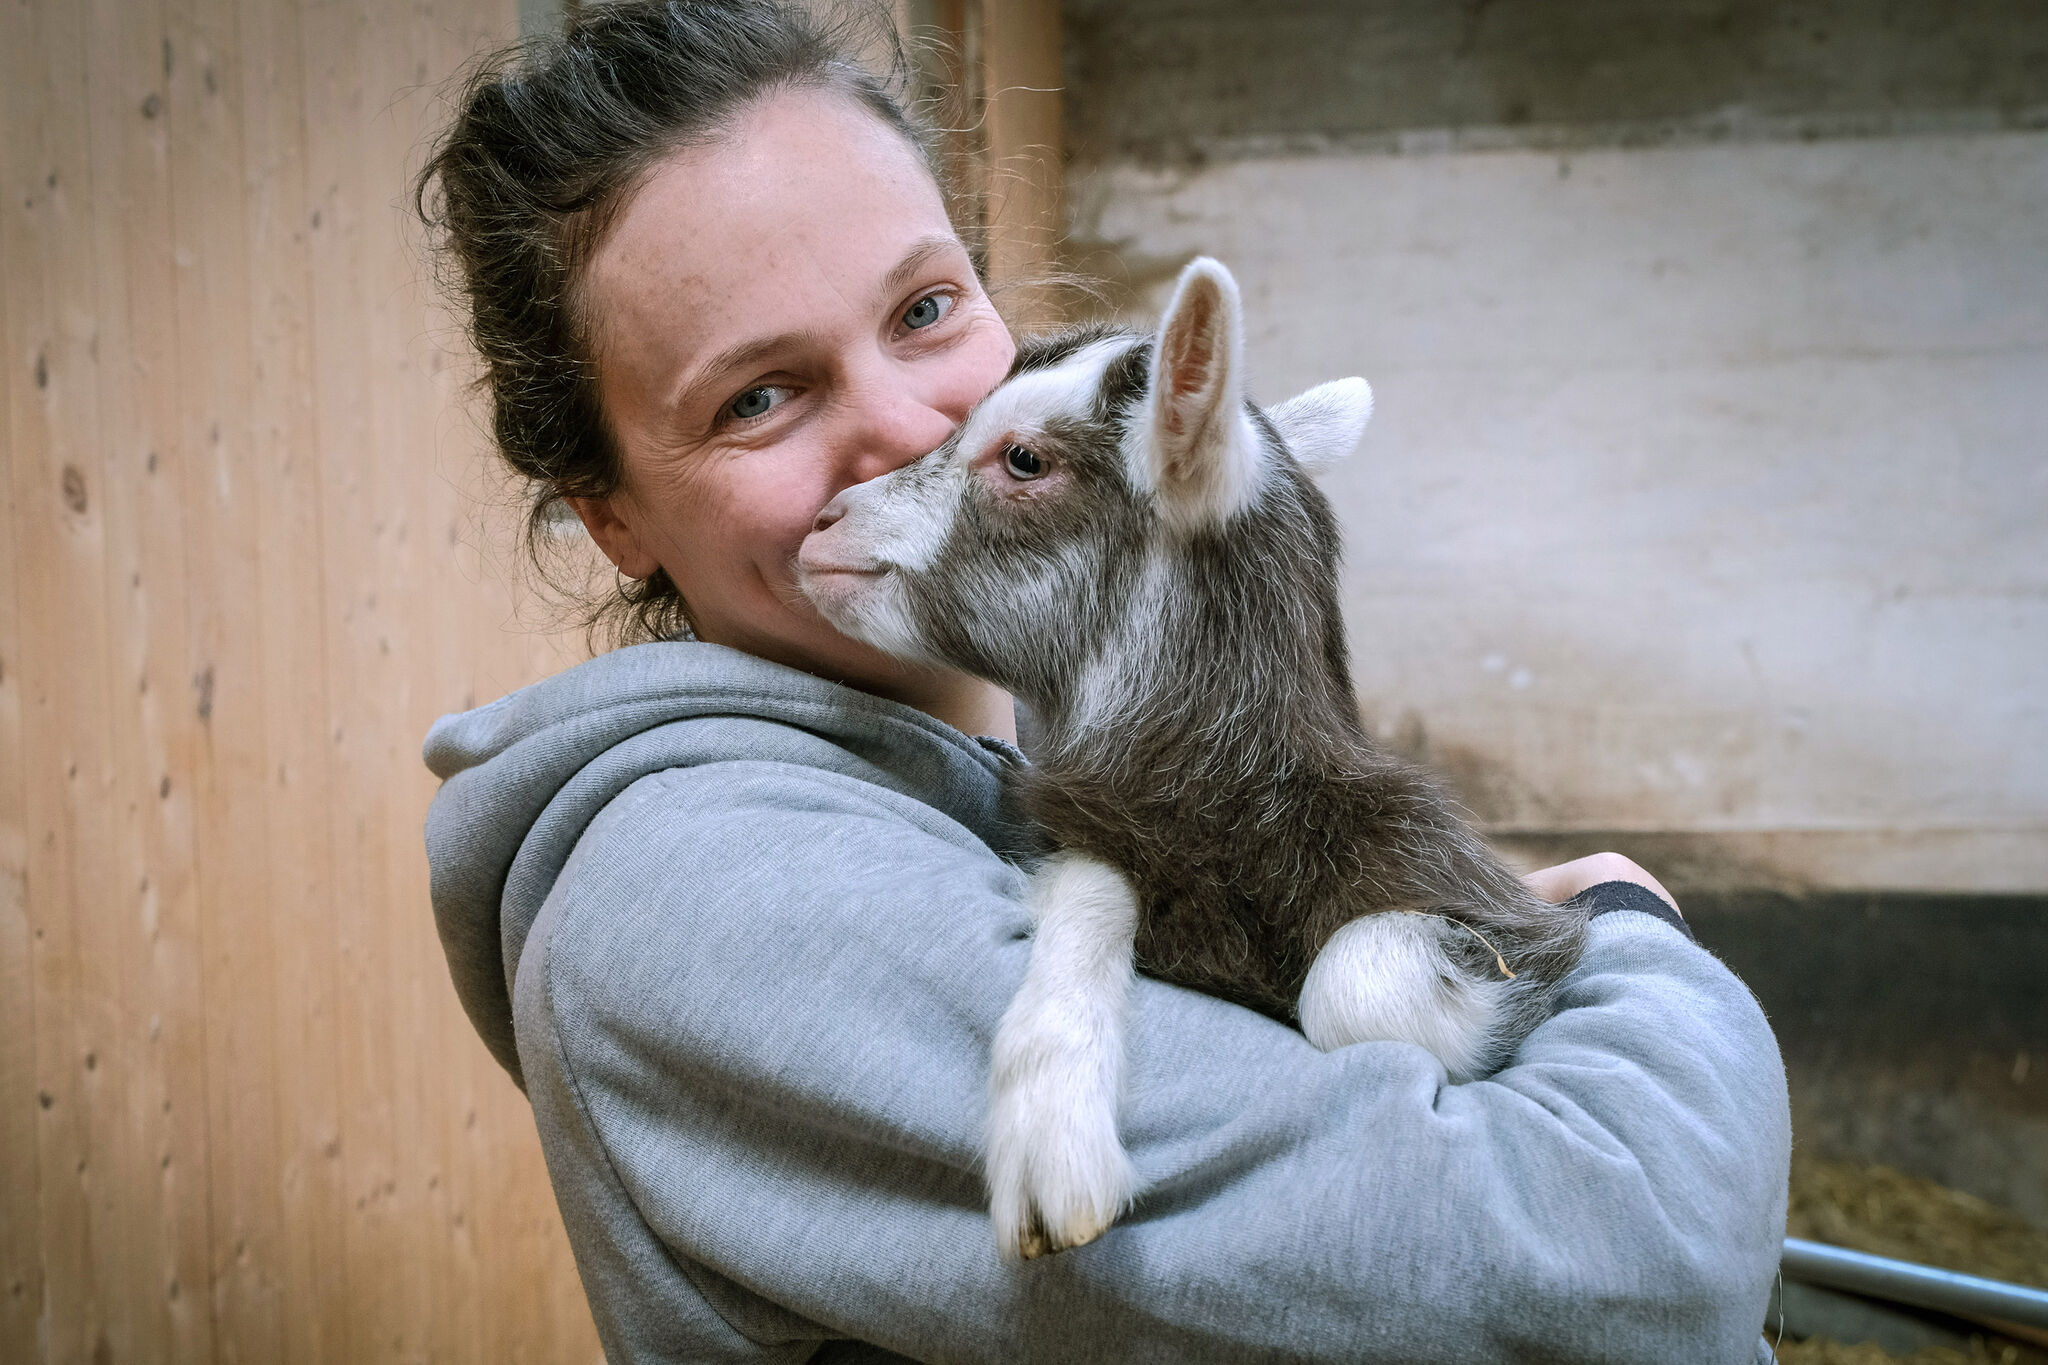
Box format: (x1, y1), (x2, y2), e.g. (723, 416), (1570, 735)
(794, 643), (1016, 741)
(905, 674), (1017, 743)
(691, 614), (1017, 743)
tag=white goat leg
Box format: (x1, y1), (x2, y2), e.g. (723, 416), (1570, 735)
(986, 852), (1141, 1261)
(1297, 912), (1514, 1082)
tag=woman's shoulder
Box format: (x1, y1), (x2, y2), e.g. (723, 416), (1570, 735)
(512, 739), (1041, 1136)
(426, 638), (1029, 1085)
(510, 671), (1039, 1065)
(428, 640), (984, 775)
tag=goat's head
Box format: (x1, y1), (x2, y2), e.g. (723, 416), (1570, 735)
(797, 257), (1374, 724)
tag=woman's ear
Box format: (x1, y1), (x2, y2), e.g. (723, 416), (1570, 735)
(565, 495), (661, 581)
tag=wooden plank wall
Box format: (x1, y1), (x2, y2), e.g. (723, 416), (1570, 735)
(0, 0), (599, 1360)
(978, 0), (1066, 325)
(901, 0), (1066, 328)
(0, 0), (1066, 1360)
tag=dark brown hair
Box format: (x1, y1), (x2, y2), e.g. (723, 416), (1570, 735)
(417, 0), (956, 644)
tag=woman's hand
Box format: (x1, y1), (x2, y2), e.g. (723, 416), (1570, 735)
(1522, 851), (1682, 915)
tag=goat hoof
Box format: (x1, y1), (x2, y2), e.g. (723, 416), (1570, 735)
(1014, 1205), (1109, 1261)
(1016, 1220), (1053, 1262)
(991, 1155), (1128, 1262)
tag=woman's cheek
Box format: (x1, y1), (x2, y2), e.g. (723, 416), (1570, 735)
(951, 307), (1018, 409)
(748, 465), (835, 564)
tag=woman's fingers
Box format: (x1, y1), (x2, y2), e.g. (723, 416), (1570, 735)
(1522, 851), (1682, 915)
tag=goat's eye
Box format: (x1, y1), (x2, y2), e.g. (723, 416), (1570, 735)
(1003, 444), (1046, 480)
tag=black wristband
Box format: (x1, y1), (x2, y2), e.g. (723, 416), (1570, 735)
(1566, 879), (1694, 942)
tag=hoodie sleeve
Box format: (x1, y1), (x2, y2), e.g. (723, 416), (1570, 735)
(513, 758), (1790, 1365)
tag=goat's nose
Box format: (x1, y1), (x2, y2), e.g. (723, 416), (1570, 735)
(812, 494), (849, 535)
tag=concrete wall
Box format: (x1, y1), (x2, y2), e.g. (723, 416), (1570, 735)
(1064, 0), (2048, 893)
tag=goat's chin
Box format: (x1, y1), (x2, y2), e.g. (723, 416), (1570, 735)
(797, 569), (934, 666)
(794, 565), (872, 622)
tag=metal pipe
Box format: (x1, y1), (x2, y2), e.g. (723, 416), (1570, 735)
(1782, 1237), (2048, 1331)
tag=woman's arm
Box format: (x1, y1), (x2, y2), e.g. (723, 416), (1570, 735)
(516, 761), (1789, 1364)
(1523, 849), (1682, 913)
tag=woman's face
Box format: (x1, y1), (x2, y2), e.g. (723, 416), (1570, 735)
(571, 86), (1017, 700)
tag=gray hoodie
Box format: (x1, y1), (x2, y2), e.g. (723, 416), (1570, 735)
(424, 640), (1790, 1364)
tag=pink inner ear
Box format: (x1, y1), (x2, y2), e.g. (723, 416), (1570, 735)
(1160, 289), (1221, 443)
(1166, 289), (1219, 402)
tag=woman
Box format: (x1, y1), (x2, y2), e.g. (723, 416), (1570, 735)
(418, 3), (1791, 1360)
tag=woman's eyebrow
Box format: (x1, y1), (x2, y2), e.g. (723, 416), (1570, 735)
(665, 236), (966, 417)
(880, 234), (965, 300)
(668, 329), (824, 415)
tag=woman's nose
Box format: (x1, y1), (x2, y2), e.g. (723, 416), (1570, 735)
(842, 368), (958, 482)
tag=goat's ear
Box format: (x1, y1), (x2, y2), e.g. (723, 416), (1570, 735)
(1268, 378), (1374, 470)
(1145, 257), (1260, 525)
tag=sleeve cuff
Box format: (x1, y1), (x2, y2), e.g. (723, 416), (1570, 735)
(1566, 879), (1694, 942)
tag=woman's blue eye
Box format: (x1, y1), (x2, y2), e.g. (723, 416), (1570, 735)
(902, 292), (952, 330)
(728, 386), (784, 421)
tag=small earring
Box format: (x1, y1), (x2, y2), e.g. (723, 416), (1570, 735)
(614, 564), (635, 599)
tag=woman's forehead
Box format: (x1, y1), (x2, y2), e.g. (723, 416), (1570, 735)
(583, 88), (957, 384)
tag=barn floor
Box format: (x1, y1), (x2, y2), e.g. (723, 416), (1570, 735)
(1773, 1152), (2048, 1362)
(1788, 1152), (2048, 1289)
(1677, 892), (2048, 1363)
(1777, 1337), (2037, 1364)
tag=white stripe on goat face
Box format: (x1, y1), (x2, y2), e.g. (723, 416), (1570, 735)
(944, 336), (1137, 505)
(794, 453), (965, 663)
(817, 453), (962, 577)
(823, 337), (1132, 577)
(797, 337), (1134, 658)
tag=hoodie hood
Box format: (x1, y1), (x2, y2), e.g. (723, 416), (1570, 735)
(423, 640), (1029, 1086)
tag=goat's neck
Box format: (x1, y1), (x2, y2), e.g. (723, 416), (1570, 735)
(1034, 558), (1362, 791)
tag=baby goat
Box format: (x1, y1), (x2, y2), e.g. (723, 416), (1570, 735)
(798, 258), (1588, 1263)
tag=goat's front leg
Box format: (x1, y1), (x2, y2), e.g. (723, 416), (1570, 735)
(986, 851), (1141, 1262)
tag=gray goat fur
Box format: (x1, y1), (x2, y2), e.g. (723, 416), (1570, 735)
(867, 321), (1585, 1070)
